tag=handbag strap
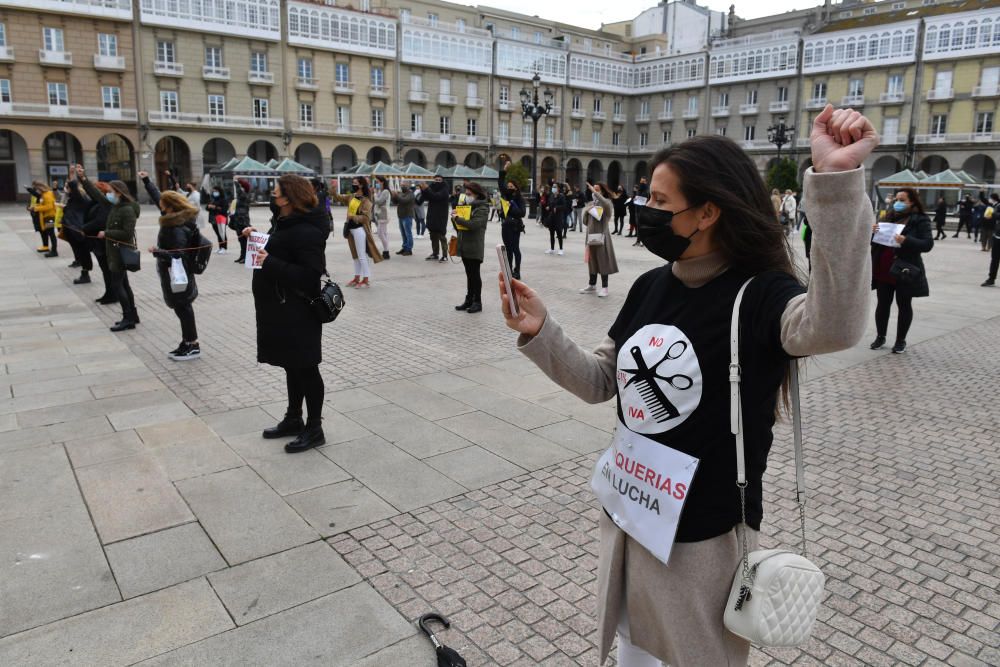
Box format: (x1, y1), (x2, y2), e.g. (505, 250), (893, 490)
(730, 278), (810, 582)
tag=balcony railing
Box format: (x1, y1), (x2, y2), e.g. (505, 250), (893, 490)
(739, 103), (759, 115)
(153, 61), (184, 76)
(879, 91), (905, 104)
(369, 85), (389, 97)
(438, 93), (457, 105)
(295, 77), (318, 90)
(972, 85), (1000, 98)
(400, 14), (492, 38)
(769, 100), (790, 112)
(94, 54), (125, 71)
(612, 112), (626, 123)
(683, 109), (699, 119)
(880, 135), (905, 145)
(658, 110), (674, 121)
(0, 102), (136, 121)
(248, 71), (275, 85)
(333, 81), (354, 93)
(498, 100), (513, 112)
(804, 97), (827, 109)
(548, 105), (561, 116)
(635, 113), (650, 123)
(202, 66), (230, 81)
(149, 110), (283, 129)
(739, 139), (777, 150)
(841, 94), (865, 106)
(0, 46), (13, 62)
(465, 96), (483, 108)
(914, 132), (1000, 144)
(592, 111), (606, 120)
(39, 49), (72, 67)
(926, 88), (953, 101)
(294, 121), (387, 136)
(570, 109), (585, 119)
(711, 106), (730, 117)
(795, 137), (812, 148)
(464, 135), (489, 145)
(409, 90), (429, 103)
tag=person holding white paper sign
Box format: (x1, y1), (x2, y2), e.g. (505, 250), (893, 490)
(501, 105), (877, 667)
(869, 187), (933, 354)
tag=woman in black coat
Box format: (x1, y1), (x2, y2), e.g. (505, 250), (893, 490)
(933, 196), (947, 240)
(62, 178), (95, 284)
(498, 162), (526, 280)
(870, 187), (933, 354)
(543, 184), (566, 255)
(229, 179), (252, 263)
(150, 191), (201, 361)
(205, 185), (230, 255)
(245, 174), (329, 453)
(81, 181), (115, 304)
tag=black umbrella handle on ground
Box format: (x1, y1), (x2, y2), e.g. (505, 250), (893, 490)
(418, 613), (468, 667)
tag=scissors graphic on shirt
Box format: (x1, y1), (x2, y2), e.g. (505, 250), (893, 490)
(621, 340), (693, 423)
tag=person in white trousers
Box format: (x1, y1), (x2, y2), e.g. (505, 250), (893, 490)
(373, 176), (391, 260)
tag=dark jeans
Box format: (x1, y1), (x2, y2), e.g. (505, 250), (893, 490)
(614, 214), (625, 234)
(988, 241), (1000, 280)
(934, 220), (947, 239)
(462, 258), (482, 301)
(874, 282), (913, 343)
(501, 223), (521, 272)
(980, 223), (995, 251)
(589, 273), (609, 288)
(68, 229), (93, 270)
(42, 225), (58, 252)
(94, 253), (111, 296)
(954, 217), (971, 237)
(285, 365), (324, 423)
(548, 225), (564, 250)
(173, 302), (197, 341)
(109, 270), (137, 321)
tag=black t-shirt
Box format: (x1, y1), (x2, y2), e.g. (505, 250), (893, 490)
(607, 266), (806, 542)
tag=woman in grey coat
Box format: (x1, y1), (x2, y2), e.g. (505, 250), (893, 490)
(373, 176), (391, 260)
(581, 182), (620, 297)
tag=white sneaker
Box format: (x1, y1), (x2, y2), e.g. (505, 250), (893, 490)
(579, 285), (596, 293)
(545, 249), (554, 254)
(558, 249), (565, 256)
(598, 287), (608, 298)
(216, 248), (227, 255)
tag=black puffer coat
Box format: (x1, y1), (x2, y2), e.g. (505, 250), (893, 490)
(252, 206), (329, 369)
(154, 210), (199, 308)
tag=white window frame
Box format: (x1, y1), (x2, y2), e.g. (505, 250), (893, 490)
(0, 79), (10, 103)
(371, 66), (384, 87)
(299, 102), (313, 126)
(499, 85), (509, 104)
(160, 90), (178, 115)
(250, 51), (268, 74)
(744, 125), (755, 141)
(371, 108), (384, 132)
(411, 112), (422, 133)
(930, 114), (947, 136)
(336, 106), (350, 127)
(975, 111), (993, 135)
(157, 40), (176, 63)
(208, 94), (226, 119)
(43, 27), (65, 52)
(253, 98), (269, 121)
(336, 63), (350, 84)
(98, 34), (118, 57)
(467, 118), (478, 136)
(47, 82), (68, 106)
(440, 115), (450, 135)
(499, 120), (509, 142)
(297, 58), (313, 81)
(101, 85), (121, 109)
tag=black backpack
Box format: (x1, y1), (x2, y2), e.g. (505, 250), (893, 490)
(191, 230), (213, 274)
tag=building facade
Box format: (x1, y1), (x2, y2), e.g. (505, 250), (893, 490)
(0, 0), (997, 201)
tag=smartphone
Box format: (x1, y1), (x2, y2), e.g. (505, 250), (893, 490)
(496, 243), (519, 318)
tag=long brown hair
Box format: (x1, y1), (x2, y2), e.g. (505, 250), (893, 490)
(896, 188), (925, 214)
(277, 174), (318, 213)
(650, 135), (799, 415)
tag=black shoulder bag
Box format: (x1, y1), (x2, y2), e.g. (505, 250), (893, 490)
(119, 235), (141, 272)
(297, 272), (345, 324)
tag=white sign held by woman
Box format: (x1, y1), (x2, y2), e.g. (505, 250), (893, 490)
(591, 423), (699, 565)
(245, 231), (270, 269)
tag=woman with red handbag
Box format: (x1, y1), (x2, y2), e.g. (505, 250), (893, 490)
(205, 185), (230, 255)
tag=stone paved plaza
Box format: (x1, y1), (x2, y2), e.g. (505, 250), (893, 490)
(1, 203), (998, 666)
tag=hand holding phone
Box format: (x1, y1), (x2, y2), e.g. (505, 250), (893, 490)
(496, 243), (518, 318)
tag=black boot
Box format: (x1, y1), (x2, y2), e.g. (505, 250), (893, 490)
(110, 319), (136, 332)
(262, 413), (305, 439)
(73, 271), (91, 284)
(96, 295), (116, 304)
(284, 420), (325, 453)
(455, 294), (472, 311)
(869, 336), (886, 350)
(467, 294), (483, 314)
(382, 250), (390, 260)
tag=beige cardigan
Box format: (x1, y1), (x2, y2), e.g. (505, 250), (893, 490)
(517, 167), (874, 663)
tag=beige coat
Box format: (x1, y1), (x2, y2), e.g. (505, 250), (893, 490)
(586, 191), (619, 276)
(517, 167), (874, 665)
(335, 193), (383, 263)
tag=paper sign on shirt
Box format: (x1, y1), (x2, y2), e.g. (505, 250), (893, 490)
(245, 231), (270, 270)
(588, 206), (603, 221)
(633, 196), (648, 207)
(591, 422), (699, 565)
(872, 222), (905, 248)
(500, 199), (510, 218)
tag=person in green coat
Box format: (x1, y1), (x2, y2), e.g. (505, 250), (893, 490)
(77, 165), (141, 331)
(453, 180), (489, 314)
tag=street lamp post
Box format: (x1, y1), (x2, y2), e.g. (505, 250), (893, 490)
(767, 116), (795, 160)
(519, 72), (553, 218)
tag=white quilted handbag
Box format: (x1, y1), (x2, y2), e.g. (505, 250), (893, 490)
(722, 279), (825, 647)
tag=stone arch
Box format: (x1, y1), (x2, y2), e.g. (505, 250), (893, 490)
(43, 131), (83, 189)
(565, 158), (582, 189)
(96, 134), (136, 194)
(634, 160), (649, 184)
(464, 152), (484, 169)
(154, 136), (191, 190)
(403, 148), (426, 167)
(366, 146), (392, 165)
(332, 144), (357, 172)
(541, 156), (558, 185)
(202, 138), (236, 172)
(0, 129), (30, 201)
(607, 161), (622, 189)
(249, 140), (279, 164)
(294, 142), (323, 172)
(434, 150), (457, 168)
(961, 154), (996, 184)
(871, 155), (901, 185)
(919, 154), (948, 175)
(587, 159), (603, 184)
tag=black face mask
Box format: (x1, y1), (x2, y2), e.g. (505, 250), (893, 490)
(637, 205), (698, 262)
(269, 195), (281, 217)
(352, 184), (360, 193)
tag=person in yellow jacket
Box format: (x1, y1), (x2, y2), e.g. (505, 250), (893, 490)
(30, 180), (58, 257)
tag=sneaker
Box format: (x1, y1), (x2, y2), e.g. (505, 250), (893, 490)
(557, 249), (565, 256)
(425, 254), (438, 261)
(36, 246), (49, 253)
(438, 257), (448, 263)
(598, 287), (608, 298)
(217, 248), (227, 255)
(167, 341), (185, 357)
(169, 343), (201, 361)
(395, 249), (406, 255)
(579, 285), (596, 293)
(982, 279), (996, 287)
(401, 250), (413, 256)
(545, 249), (554, 254)
(235, 257), (245, 263)
(382, 251), (390, 260)
(891, 341), (906, 354)
(44, 251), (58, 258)
(869, 336), (886, 350)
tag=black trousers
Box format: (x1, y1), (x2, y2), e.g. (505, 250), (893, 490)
(109, 270), (137, 321)
(94, 253), (111, 297)
(501, 223), (521, 272)
(988, 241), (1000, 281)
(954, 218), (971, 237)
(173, 302), (198, 341)
(285, 365), (324, 423)
(211, 221), (228, 249)
(874, 283), (913, 342)
(463, 258), (482, 301)
(548, 225), (564, 250)
(934, 220), (947, 239)
(589, 273), (609, 288)
(237, 234), (248, 260)
(42, 225), (58, 253)
(614, 214), (625, 234)
(67, 229), (93, 271)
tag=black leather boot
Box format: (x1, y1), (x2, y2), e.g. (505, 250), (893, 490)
(284, 421), (325, 453)
(467, 300), (483, 314)
(110, 319), (136, 332)
(455, 294), (472, 311)
(263, 414), (305, 439)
